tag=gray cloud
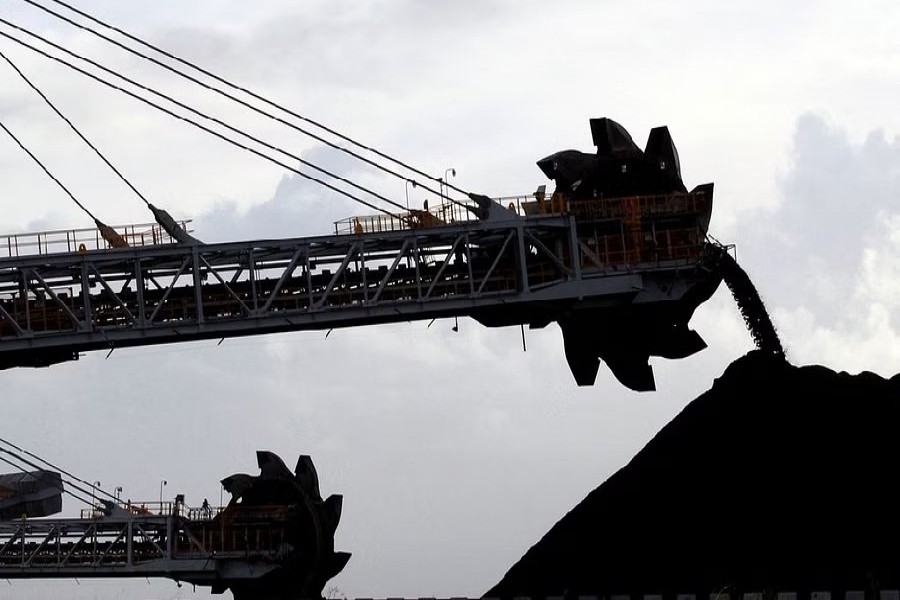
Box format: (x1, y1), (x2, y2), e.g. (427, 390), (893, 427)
(197, 144), (382, 242)
(780, 114), (900, 268)
(735, 113), (900, 327)
(155, 0), (515, 91)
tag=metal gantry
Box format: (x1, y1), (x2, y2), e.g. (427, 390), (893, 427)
(0, 193), (714, 380)
(0, 504), (279, 585)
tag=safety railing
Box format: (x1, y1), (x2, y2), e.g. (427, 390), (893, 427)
(79, 500), (224, 520)
(190, 522), (287, 557)
(334, 189), (711, 236)
(334, 199), (480, 235)
(0, 220), (194, 258)
(568, 190), (711, 220)
(514, 190), (713, 219)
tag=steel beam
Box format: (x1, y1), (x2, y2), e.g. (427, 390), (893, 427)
(0, 215), (706, 369)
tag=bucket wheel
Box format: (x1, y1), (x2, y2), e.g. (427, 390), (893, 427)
(218, 451), (350, 600)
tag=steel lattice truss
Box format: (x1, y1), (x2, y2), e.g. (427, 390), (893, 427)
(0, 194), (714, 392)
(0, 215), (607, 366)
(0, 512), (277, 581)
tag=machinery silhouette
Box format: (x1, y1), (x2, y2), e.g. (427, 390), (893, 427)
(0, 451), (349, 600)
(0, 118), (782, 391)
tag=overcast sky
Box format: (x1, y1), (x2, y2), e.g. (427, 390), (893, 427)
(2, 1), (900, 599)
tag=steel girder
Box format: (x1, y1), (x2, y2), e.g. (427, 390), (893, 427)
(0, 216), (591, 363)
(0, 514), (275, 582)
(0, 213), (712, 384)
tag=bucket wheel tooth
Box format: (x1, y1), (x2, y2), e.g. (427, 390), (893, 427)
(221, 452), (351, 599)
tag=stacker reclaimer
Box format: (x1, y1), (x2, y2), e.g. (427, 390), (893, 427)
(0, 117), (767, 392)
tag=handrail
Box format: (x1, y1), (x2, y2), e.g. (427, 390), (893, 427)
(0, 220), (194, 258)
(334, 189), (710, 235)
(79, 499), (224, 520)
(334, 200), (478, 235)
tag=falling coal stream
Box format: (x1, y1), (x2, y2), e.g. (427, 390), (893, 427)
(706, 242), (785, 358)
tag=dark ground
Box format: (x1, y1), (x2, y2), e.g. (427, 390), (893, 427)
(486, 351), (900, 597)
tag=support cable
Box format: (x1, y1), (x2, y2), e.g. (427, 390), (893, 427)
(0, 449), (97, 508)
(0, 61), (128, 246)
(0, 453), (95, 506)
(0, 117), (95, 220)
(0, 47), (152, 207)
(0, 28), (397, 218)
(0, 43), (185, 244)
(0, 436), (119, 506)
(0, 18), (408, 215)
(26, 0), (472, 200)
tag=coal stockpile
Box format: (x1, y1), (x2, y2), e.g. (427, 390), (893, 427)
(486, 352), (900, 598)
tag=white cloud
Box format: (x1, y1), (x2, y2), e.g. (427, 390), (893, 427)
(733, 115), (900, 374)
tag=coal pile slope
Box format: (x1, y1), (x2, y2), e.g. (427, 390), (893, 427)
(487, 352), (900, 597)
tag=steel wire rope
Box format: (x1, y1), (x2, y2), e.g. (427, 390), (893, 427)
(0, 437), (120, 506)
(0, 453), (96, 507)
(0, 70), (126, 246)
(0, 46), (153, 208)
(0, 28), (397, 218)
(0, 116), (99, 221)
(0, 448), (98, 507)
(29, 0), (452, 204)
(0, 438), (115, 499)
(0, 18), (408, 217)
(26, 0), (473, 203)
